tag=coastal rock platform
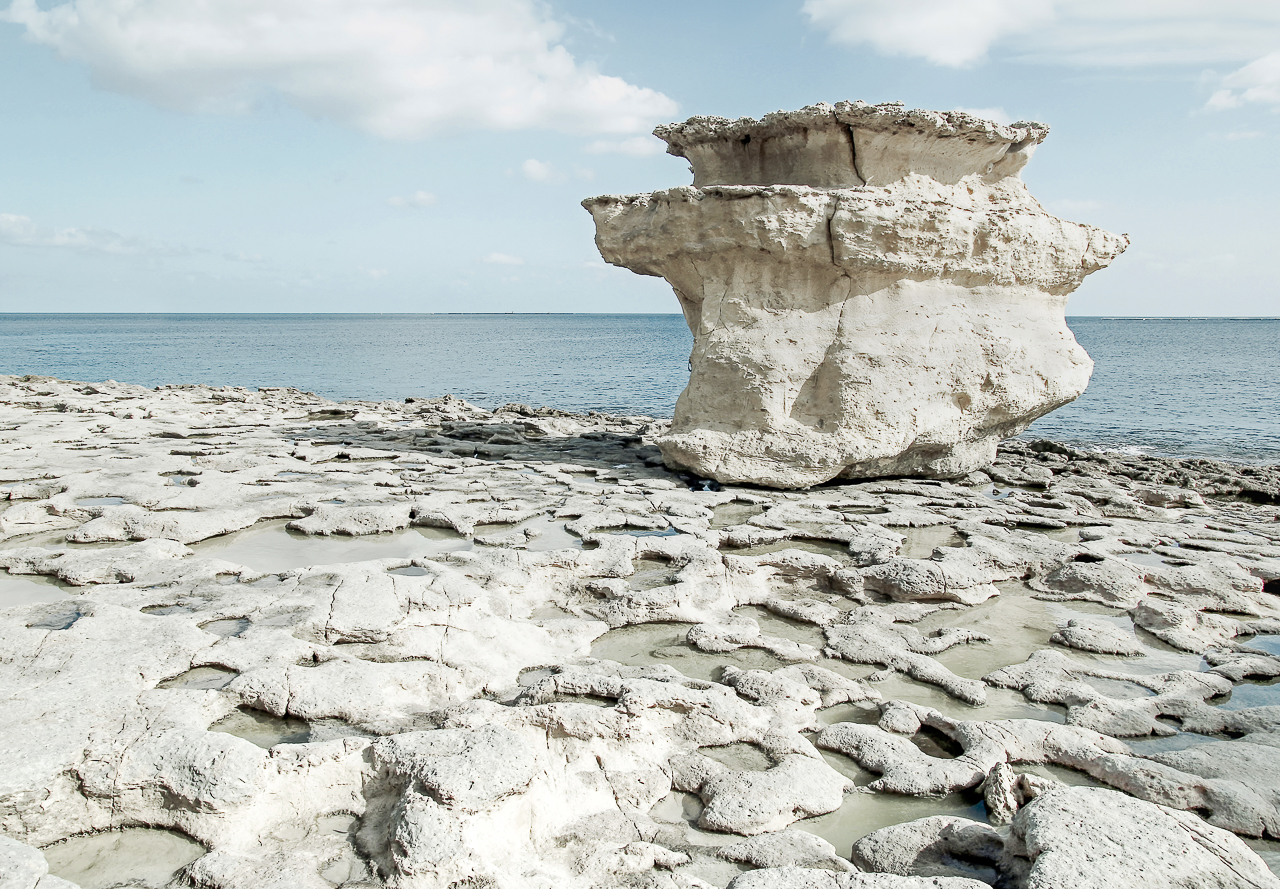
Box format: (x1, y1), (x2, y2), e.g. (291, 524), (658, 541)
(1, 375), (1280, 888)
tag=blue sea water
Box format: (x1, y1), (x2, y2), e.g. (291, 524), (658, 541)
(0, 314), (1276, 464)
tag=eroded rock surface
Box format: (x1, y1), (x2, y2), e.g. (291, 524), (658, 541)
(585, 102), (1128, 487)
(1, 377), (1279, 887)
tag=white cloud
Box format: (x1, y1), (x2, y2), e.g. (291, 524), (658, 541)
(521, 159), (555, 182)
(1, 0), (677, 138)
(584, 135), (667, 157)
(366, 268), (388, 279)
(387, 190), (437, 208)
(0, 212), (178, 255)
(1208, 51), (1280, 110)
(802, 0), (1280, 68)
(482, 252), (524, 265)
(952, 106), (1013, 125)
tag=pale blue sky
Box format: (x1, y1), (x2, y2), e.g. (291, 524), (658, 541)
(1, 0), (1277, 315)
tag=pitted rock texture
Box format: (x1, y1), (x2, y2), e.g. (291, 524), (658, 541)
(2, 376), (1280, 888)
(585, 102), (1128, 488)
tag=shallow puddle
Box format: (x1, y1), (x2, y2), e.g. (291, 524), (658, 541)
(648, 791), (740, 847)
(1244, 838), (1280, 877)
(200, 617), (250, 638)
(43, 828), (206, 889)
(736, 605), (828, 651)
(865, 673), (1067, 724)
(75, 497), (126, 507)
(722, 539), (851, 561)
(190, 520), (472, 572)
(590, 621), (790, 683)
(917, 583), (1062, 680)
(699, 742), (772, 771)
(711, 502), (765, 530)
(629, 558), (678, 590)
(1126, 731), (1222, 755)
(815, 702), (882, 727)
(899, 525), (964, 560)
(210, 707), (367, 748)
(1245, 635), (1280, 657)
(26, 604), (83, 631)
(142, 603), (198, 615)
(0, 570), (70, 609)
(1217, 679), (1280, 710)
(473, 514), (583, 552)
(793, 787), (988, 855)
(159, 666), (239, 690)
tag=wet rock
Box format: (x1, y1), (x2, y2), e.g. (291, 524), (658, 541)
(726, 868), (990, 888)
(720, 830), (854, 871)
(985, 648), (1231, 737)
(862, 559), (999, 606)
(824, 604), (990, 705)
(850, 815), (1004, 881)
(1028, 558), (1145, 607)
(1049, 618), (1145, 656)
(1009, 786), (1280, 888)
(671, 751), (853, 835)
(816, 701), (1130, 797)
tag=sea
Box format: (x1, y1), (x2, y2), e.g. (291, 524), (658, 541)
(0, 314), (1276, 465)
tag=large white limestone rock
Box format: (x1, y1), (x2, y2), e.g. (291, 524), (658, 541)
(584, 102), (1129, 488)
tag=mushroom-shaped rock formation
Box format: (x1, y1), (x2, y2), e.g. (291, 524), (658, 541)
(583, 102), (1128, 488)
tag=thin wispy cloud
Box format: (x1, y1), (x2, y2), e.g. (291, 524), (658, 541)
(482, 252), (524, 265)
(521, 159), (555, 182)
(0, 213), (180, 255)
(584, 136), (666, 157)
(1, 0), (677, 138)
(387, 190), (437, 208)
(802, 1), (1280, 68)
(1208, 52), (1280, 111)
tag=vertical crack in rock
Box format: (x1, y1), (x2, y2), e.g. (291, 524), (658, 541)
(584, 101), (1129, 489)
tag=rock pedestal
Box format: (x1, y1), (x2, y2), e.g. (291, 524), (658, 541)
(584, 102), (1128, 488)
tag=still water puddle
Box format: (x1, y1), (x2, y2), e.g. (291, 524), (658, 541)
(43, 828), (206, 889)
(1217, 679), (1280, 710)
(0, 570), (70, 609)
(865, 674), (1067, 724)
(711, 502), (766, 530)
(209, 707), (368, 748)
(629, 558), (678, 590)
(793, 788), (988, 854)
(1126, 731), (1222, 755)
(899, 525), (964, 560)
(75, 497), (126, 507)
(190, 520), (471, 572)
(388, 565), (430, 576)
(700, 742), (772, 771)
(590, 621), (790, 683)
(722, 539), (852, 561)
(159, 666), (239, 690)
(473, 514), (583, 552)
(201, 617), (250, 638)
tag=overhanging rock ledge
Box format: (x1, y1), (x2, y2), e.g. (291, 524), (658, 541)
(583, 101), (1129, 488)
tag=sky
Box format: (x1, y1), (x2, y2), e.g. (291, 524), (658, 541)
(0, 0), (1277, 316)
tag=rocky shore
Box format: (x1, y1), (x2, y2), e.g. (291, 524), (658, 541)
(2, 374), (1280, 889)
